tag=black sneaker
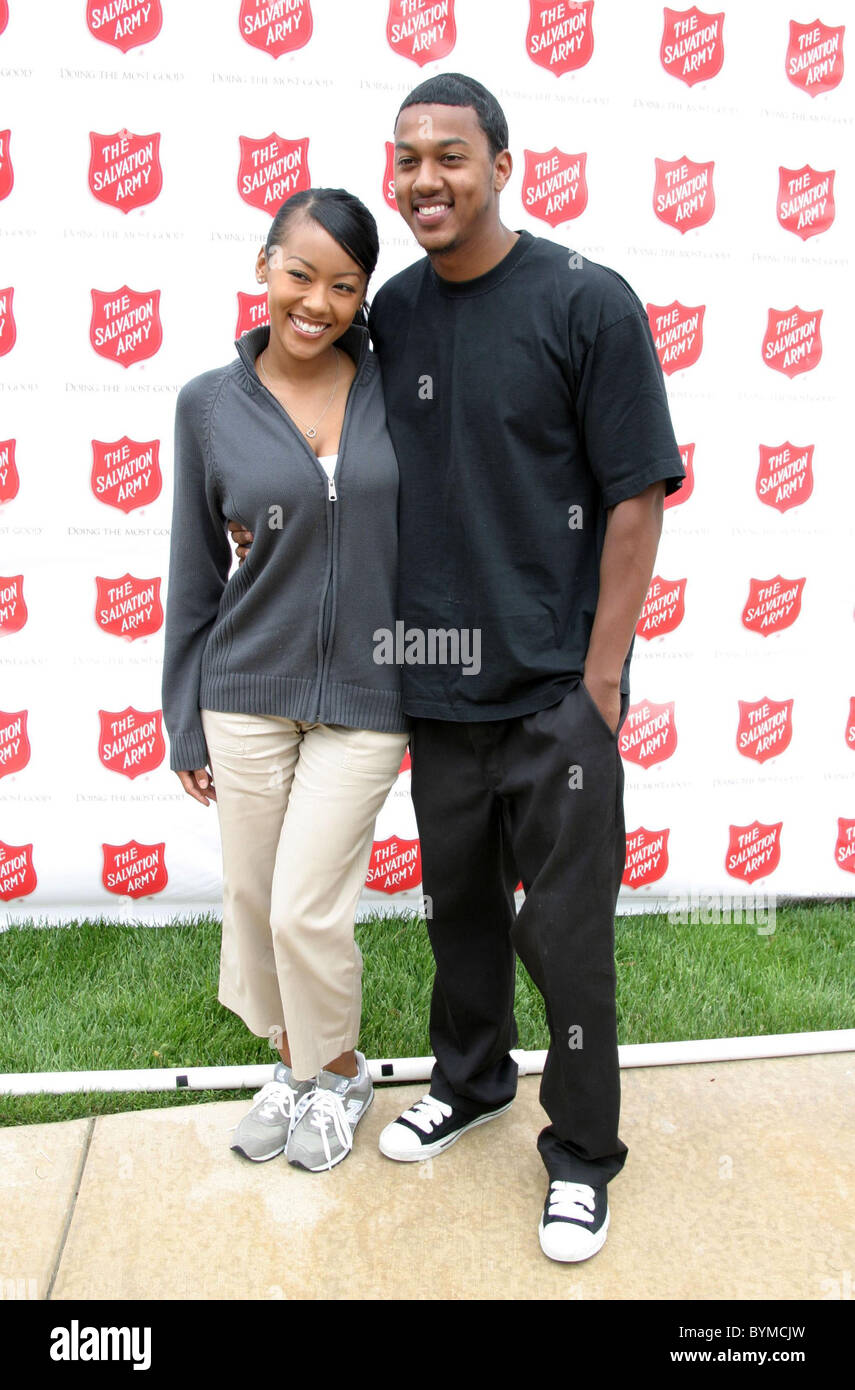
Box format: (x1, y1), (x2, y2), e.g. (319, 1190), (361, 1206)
(378, 1093), (512, 1162)
(538, 1179), (610, 1262)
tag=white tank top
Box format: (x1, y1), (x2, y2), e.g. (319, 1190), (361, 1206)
(317, 453), (337, 479)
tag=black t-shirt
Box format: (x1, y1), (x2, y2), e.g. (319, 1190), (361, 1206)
(368, 229), (685, 721)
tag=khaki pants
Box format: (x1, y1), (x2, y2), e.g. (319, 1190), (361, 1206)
(201, 709), (409, 1080)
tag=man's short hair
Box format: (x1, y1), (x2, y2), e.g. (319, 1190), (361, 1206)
(395, 72), (509, 160)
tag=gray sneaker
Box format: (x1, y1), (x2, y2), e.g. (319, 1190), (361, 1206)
(230, 1062), (314, 1162)
(286, 1051), (374, 1172)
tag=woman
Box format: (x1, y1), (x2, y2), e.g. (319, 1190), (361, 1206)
(161, 188), (410, 1172)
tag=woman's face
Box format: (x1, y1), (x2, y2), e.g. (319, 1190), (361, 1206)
(256, 214), (367, 361)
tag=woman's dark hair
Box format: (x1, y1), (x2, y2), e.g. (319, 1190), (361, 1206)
(264, 188), (379, 329)
(395, 72), (509, 161)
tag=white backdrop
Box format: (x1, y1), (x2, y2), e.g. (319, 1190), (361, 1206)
(0, 0), (852, 926)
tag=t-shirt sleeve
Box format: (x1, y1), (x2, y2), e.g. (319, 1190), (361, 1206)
(574, 309), (686, 510)
(160, 377), (232, 772)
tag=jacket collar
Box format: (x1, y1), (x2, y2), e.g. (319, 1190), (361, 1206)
(234, 321), (370, 390)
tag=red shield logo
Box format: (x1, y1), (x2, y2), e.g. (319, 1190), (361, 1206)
(99, 707), (165, 779)
(398, 747), (411, 775)
(741, 576), (805, 636)
(0, 840), (37, 900)
(726, 822), (782, 884)
(523, 148), (588, 227)
(0, 2), (7, 35)
(95, 573), (163, 640)
(0, 286), (15, 357)
(0, 575), (26, 634)
(0, 130), (12, 201)
(237, 134), (310, 215)
(0, 709), (30, 779)
(87, 0), (163, 51)
(653, 156), (715, 233)
(756, 442), (813, 514)
(622, 827), (670, 887)
(836, 818), (855, 874)
(526, 0), (593, 76)
(660, 7), (724, 85)
(102, 840), (167, 899)
(383, 142), (397, 212)
(386, 0), (456, 66)
(90, 286), (162, 368)
(91, 437), (161, 514)
(235, 291), (270, 340)
(736, 698), (793, 764)
(89, 130), (162, 215)
(762, 306), (822, 378)
(239, 0), (313, 58)
(618, 699), (677, 769)
(365, 835), (421, 894)
(787, 20), (845, 96)
(846, 698), (855, 751)
(665, 442), (694, 510)
(636, 576), (686, 640)
(646, 300), (704, 375)
(0, 439), (19, 504)
(777, 165), (835, 240)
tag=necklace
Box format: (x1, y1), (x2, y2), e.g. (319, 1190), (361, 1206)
(258, 346), (340, 439)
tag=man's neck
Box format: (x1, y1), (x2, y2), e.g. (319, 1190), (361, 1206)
(428, 224), (520, 283)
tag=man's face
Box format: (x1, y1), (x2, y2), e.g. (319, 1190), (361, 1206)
(392, 103), (505, 256)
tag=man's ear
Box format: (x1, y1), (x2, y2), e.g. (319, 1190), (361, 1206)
(494, 149), (513, 193)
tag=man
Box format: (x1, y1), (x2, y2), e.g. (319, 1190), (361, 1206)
(228, 73), (685, 1262)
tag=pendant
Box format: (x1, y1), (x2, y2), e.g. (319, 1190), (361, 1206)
(306, 427), (317, 438)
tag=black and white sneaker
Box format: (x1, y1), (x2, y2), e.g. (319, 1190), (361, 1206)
(538, 1179), (610, 1262)
(378, 1093), (512, 1162)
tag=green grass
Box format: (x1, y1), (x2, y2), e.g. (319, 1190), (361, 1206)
(1, 903), (852, 1127)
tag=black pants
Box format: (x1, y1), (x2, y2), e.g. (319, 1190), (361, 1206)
(409, 677), (630, 1185)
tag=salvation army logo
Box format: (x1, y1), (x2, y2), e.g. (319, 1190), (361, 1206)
(0, 840), (37, 901)
(622, 827), (670, 888)
(660, 7), (724, 85)
(238, 134), (310, 214)
(847, 698), (855, 751)
(522, 149), (588, 226)
(647, 300), (704, 375)
(618, 699), (677, 769)
(653, 157), (715, 233)
(239, 0), (313, 58)
(398, 748), (411, 774)
(365, 835), (421, 893)
(836, 818), (855, 874)
(0, 439), (18, 504)
(636, 576), (686, 640)
(87, 0), (162, 52)
(383, 142), (397, 212)
(527, 0), (593, 76)
(91, 438), (161, 514)
(0, 709), (29, 778)
(0, 1), (7, 35)
(664, 443), (694, 510)
(95, 574), (163, 640)
(90, 286), (162, 367)
(778, 166), (835, 240)
(756, 442), (813, 514)
(0, 130), (12, 201)
(736, 698), (793, 764)
(102, 840), (167, 899)
(0, 575), (26, 634)
(386, 0), (456, 66)
(741, 576), (805, 636)
(726, 822), (782, 885)
(89, 131), (162, 214)
(786, 20), (844, 96)
(762, 307), (822, 378)
(99, 707), (165, 779)
(0, 286), (15, 356)
(235, 291), (269, 339)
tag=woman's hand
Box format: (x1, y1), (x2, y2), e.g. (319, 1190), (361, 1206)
(175, 768), (217, 806)
(227, 519), (254, 564)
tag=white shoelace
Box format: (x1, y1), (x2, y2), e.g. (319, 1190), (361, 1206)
(299, 1088), (354, 1170)
(547, 1181), (597, 1223)
(400, 1094), (453, 1135)
(226, 1080), (296, 1132)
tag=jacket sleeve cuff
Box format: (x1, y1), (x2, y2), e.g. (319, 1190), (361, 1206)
(168, 729), (210, 773)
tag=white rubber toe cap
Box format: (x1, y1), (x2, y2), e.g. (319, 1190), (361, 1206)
(538, 1207), (610, 1263)
(378, 1120), (425, 1161)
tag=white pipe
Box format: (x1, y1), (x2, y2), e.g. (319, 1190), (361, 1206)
(1, 1030), (852, 1096)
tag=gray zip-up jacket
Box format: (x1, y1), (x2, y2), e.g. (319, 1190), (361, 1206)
(161, 322), (408, 773)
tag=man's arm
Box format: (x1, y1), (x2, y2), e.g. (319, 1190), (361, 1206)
(583, 479), (665, 734)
